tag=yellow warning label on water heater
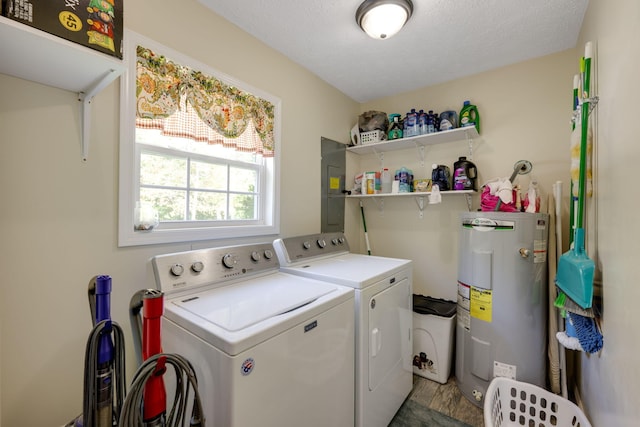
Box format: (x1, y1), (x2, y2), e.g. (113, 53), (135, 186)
(470, 287), (493, 322)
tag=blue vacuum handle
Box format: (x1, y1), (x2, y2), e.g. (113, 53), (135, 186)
(95, 275), (114, 365)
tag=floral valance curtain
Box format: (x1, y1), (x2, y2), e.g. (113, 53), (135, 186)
(135, 45), (275, 156)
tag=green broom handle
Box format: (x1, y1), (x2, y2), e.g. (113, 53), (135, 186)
(577, 43), (592, 231)
(569, 74), (579, 246)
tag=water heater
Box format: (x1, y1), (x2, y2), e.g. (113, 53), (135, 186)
(455, 212), (548, 407)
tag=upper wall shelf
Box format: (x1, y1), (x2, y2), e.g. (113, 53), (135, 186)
(347, 126), (479, 155)
(0, 16), (125, 161)
(0, 16), (124, 93)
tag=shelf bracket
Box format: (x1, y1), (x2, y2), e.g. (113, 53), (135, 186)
(414, 196), (425, 219)
(465, 130), (474, 160)
(465, 193), (473, 211)
(78, 69), (121, 161)
(370, 197), (385, 214)
(410, 142), (426, 168)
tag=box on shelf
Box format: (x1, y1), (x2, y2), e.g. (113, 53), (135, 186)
(5, 0), (123, 59)
(413, 179), (432, 192)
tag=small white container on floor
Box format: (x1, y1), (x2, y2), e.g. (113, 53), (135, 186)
(412, 295), (456, 384)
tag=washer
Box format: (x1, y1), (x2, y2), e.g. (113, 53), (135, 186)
(152, 242), (355, 427)
(273, 232), (413, 427)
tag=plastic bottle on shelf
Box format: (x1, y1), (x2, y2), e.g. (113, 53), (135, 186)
(398, 167), (411, 192)
(418, 110), (427, 135)
(431, 164), (451, 191)
(426, 110), (436, 134)
(439, 110), (458, 131)
(404, 109), (418, 137)
(453, 157), (477, 191)
(388, 114), (403, 140)
(459, 100), (480, 133)
(381, 168), (392, 193)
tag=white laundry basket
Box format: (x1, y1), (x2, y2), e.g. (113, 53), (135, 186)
(484, 377), (592, 427)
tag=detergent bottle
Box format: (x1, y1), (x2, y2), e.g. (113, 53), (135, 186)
(439, 110), (458, 130)
(452, 157), (478, 191)
(459, 100), (480, 133)
(431, 164), (451, 191)
(388, 114), (403, 139)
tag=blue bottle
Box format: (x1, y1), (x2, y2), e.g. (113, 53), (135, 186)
(398, 167), (411, 192)
(426, 110), (436, 134)
(404, 109), (418, 137)
(418, 110), (427, 135)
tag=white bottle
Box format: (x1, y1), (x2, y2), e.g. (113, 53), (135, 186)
(381, 168), (392, 193)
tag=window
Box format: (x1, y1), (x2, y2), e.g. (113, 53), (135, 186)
(119, 31), (280, 246)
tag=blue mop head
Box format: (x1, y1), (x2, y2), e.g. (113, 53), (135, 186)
(568, 312), (603, 353)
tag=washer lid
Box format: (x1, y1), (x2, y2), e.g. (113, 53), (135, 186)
(171, 273), (335, 332)
(281, 253), (411, 289)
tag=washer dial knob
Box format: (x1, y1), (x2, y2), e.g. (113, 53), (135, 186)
(251, 251), (261, 262)
(331, 238), (339, 245)
(317, 239), (326, 248)
(170, 263), (184, 276)
(264, 249), (274, 259)
(303, 241), (311, 250)
(191, 261), (204, 273)
(222, 254), (237, 269)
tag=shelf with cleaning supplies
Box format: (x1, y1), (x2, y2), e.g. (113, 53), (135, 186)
(347, 190), (474, 219)
(347, 126), (478, 168)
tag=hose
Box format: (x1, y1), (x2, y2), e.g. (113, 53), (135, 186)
(118, 353), (205, 427)
(67, 320), (126, 427)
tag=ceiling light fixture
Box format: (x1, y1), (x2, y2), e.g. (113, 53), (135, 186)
(356, 0), (413, 40)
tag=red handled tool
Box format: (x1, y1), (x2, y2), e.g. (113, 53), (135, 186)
(142, 289), (166, 426)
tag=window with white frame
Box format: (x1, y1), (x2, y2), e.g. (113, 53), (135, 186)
(118, 31), (280, 247)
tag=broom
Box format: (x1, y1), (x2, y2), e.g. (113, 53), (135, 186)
(555, 41), (595, 310)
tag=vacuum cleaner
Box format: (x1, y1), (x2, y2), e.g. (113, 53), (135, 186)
(67, 275), (126, 427)
(124, 289), (204, 426)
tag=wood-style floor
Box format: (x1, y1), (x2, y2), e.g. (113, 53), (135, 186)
(403, 374), (485, 427)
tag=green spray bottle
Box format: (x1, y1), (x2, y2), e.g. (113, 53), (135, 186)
(459, 100), (480, 133)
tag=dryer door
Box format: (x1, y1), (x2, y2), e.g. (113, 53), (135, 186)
(368, 277), (411, 391)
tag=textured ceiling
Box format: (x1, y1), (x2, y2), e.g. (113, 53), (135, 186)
(197, 0), (589, 103)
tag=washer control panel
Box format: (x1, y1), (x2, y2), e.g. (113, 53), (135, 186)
(273, 232), (350, 264)
(152, 243), (279, 294)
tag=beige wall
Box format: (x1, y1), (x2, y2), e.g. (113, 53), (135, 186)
(352, 50), (576, 300)
(0, 0), (357, 425)
(572, 0), (640, 425)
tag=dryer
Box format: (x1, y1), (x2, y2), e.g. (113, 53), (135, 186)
(152, 242), (355, 427)
(273, 232), (413, 427)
